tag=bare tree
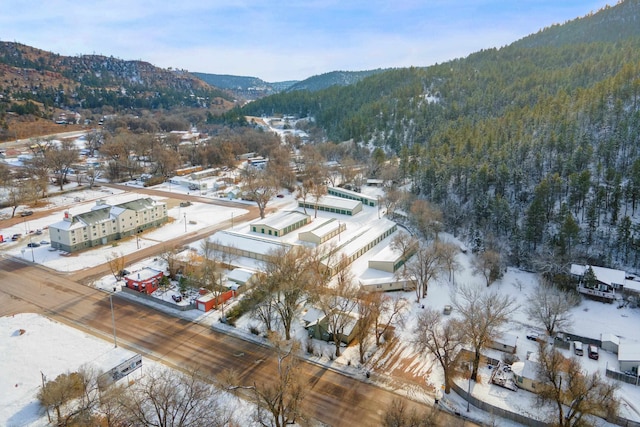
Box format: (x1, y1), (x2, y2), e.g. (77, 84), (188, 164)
(160, 246), (181, 279)
(259, 246), (322, 340)
(390, 230), (419, 275)
(525, 279), (581, 336)
(373, 294), (409, 347)
(536, 342), (619, 427)
(436, 241), (460, 285)
(354, 291), (378, 364)
(45, 139), (80, 190)
(452, 283), (518, 381)
(405, 242), (445, 302)
(37, 367), (102, 427)
(472, 249), (503, 286)
(106, 251), (125, 282)
(317, 256), (359, 357)
(223, 335), (305, 427)
(412, 308), (465, 394)
(382, 398), (437, 427)
(409, 199), (442, 240)
(84, 167), (102, 189)
(118, 366), (233, 427)
(242, 166), (279, 219)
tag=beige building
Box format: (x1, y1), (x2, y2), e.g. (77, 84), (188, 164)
(250, 211), (310, 237)
(49, 198), (167, 252)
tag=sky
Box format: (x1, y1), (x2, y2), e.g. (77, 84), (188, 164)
(0, 1), (615, 82)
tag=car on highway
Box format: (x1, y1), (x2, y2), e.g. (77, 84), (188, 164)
(11, 234), (22, 241)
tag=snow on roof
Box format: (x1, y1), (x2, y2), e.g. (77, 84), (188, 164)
(601, 333), (620, 345)
(328, 186), (377, 202)
(251, 210), (309, 231)
(306, 195), (361, 210)
(368, 243), (403, 263)
(511, 359), (540, 379)
(624, 279), (640, 293)
(570, 264), (626, 286)
(125, 267), (163, 282)
(226, 268), (256, 284)
(211, 230), (291, 256)
(335, 218), (396, 260)
(618, 341), (640, 362)
(492, 332), (518, 347)
(303, 218), (339, 237)
(302, 307), (325, 325)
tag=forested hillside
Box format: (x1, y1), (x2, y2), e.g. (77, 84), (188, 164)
(0, 42), (233, 113)
(241, 0), (640, 273)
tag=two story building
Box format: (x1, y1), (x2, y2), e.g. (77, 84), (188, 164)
(49, 198), (168, 252)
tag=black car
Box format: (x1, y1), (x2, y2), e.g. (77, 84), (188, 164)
(172, 294), (182, 303)
(27, 242), (40, 248)
(526, 332), (540, 341)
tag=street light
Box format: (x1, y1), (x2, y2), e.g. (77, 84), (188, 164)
(184, 213), (187, 232)
(109, 293), (118, 348)
(231, 212), (234, 229)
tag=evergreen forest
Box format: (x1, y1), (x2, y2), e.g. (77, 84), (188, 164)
(240, 0), (640, 272)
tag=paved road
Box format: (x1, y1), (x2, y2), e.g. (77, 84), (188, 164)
(0, 184), (479, 426)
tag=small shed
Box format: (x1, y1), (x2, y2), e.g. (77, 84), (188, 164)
(618, 341), (640, 374)
(489, 333), (518, 354)
(124, 268), (163, 294)
(601, 333), (620, 354)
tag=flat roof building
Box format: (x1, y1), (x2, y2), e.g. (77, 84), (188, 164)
(250, 211), (310, 237)
(298, 195), (362, 216)
(328, 186), (378, 207)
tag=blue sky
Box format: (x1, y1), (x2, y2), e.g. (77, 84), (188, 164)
(1, 1), (613, 82)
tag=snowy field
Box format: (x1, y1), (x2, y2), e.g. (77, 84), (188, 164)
(0, 313), (255, 427)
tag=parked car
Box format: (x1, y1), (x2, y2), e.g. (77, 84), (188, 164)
(40, 240), (49, 245)
(172, 294), (182, 303)
(573, 341), (584, 356)
(20, 210), (33, 217)
(27, 242), (40, 248)
(588, 345), (599, 360)
(526, 332), (540, 341)
(11, 234), (22, 241)
(35, 229), (43, 235)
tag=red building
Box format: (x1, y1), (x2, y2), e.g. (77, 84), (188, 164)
(195, 290), (236, 312)
(124, 268), (164, 294)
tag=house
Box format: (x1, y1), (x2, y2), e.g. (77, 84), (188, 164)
(570, 264), (624, 302)
(250, 211), (310, 237)
(49, 198), (168, 252)
(601, 333), (620, 354)
(618, 341), (640, 374)
(124, 268), (164, 294)
(302, 307), (361, 345)
(512, 359), (542, 393)
(488, 333), (518, 354)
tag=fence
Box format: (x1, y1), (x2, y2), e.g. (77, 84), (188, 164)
(121, 287), (194, 311)
(606, 368), (640, 386)
(450, 381), (550, 427)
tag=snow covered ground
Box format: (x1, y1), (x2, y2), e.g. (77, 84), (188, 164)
(2, 175), (640, 426)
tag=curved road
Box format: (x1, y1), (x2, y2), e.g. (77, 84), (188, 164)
(0, 187), (478, 426)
